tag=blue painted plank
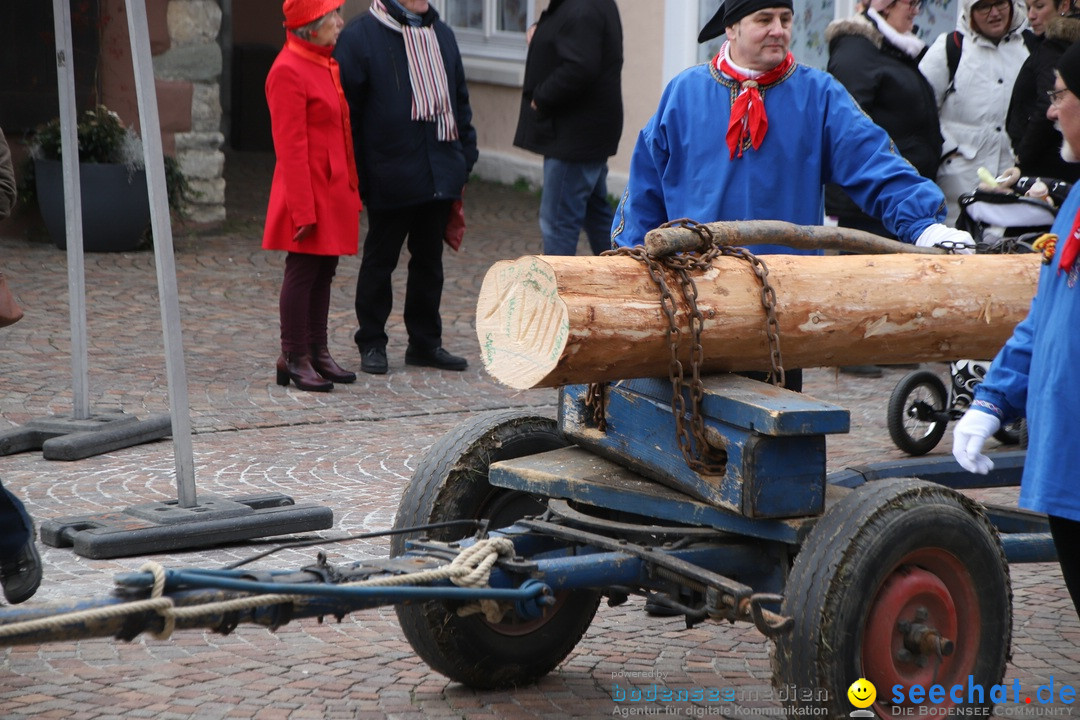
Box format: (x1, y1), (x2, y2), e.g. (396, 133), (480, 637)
(560, 380), (828, 518)
(618, 375), (849, 436)
(489, 446), (804, 543)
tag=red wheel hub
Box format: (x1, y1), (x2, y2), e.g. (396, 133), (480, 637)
(862, 549), (981, 715)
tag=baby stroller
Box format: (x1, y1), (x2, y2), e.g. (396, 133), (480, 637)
(887, 360), (1027, 455)
(885, 176), (1069, 455)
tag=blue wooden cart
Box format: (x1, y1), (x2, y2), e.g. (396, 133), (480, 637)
(0, 374), (1048, 717)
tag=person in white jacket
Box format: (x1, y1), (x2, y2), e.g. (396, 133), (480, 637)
(920, 0), (1029, 226)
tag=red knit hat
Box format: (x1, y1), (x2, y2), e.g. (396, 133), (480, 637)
(282, 0), (341, 29)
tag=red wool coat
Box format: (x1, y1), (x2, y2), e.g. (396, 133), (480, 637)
(262, 35), (361, 256)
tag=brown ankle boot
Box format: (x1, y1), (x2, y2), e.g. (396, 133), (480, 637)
(310, 345), (357, 383)
(276, 352), (333, 392)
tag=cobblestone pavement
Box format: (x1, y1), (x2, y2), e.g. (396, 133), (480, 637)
(0, 151), (1076, 719)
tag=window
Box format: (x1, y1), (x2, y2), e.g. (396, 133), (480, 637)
(435, 0), (531, 62)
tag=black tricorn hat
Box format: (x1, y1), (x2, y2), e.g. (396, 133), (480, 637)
(1059, 39), (1080, 97)
(698, 0), (795, 43)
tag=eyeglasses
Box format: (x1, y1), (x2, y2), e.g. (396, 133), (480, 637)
(971, 0), (1010, 14)
(1048, 87), (1071, 107)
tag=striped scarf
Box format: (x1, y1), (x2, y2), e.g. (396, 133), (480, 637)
(368, 0), (459, 141)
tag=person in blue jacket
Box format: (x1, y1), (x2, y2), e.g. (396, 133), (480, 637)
(612, 0), (972, 391)
(334, 0), (478, 376)
(953, 40), (1080, 618)
(611, 0), (971, 256)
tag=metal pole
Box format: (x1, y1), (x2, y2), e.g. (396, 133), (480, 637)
(51, 0), (91, 420)
(123, 0), (198, 508)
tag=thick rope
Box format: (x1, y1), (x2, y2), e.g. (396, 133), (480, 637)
(0, 538), (517, 640)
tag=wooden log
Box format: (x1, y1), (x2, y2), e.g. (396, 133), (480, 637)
(475, 253), (1040, 390)
(643, 220), (946, 257)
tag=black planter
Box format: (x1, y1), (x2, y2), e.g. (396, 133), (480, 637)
(34, 158), (151, 252)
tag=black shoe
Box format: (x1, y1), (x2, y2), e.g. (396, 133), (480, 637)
(405, 346), (468, 371)
(360, 347), (388, 375)
(2, 538), (42, 604)
(839, 365), (883, 378)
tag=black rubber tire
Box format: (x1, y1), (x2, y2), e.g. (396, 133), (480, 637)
(773, 478), (1011, 717)
(392, 409), (601, 689)
(887, 371), (949, 455)
(995, 418), (1024, 446)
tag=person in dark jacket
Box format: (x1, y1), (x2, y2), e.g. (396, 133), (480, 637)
(513, 0), (623, 256)
(1006, 0), (1080, 181)
(0, 128), (42, 605)
(334, 0), (478, 375)
(825, 0), (944, 377)
(825, 0), (944, 238)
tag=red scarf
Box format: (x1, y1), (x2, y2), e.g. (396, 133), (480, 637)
(1059, 210), (1080, 275)
(286, 35), (359, 191)
(716, 44), (795, 159)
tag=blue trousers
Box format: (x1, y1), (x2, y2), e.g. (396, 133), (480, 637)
(0, 478), (32, 556)
(539, 158), (614, 256)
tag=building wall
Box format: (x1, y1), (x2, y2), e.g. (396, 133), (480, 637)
(99, 0), (226, 223)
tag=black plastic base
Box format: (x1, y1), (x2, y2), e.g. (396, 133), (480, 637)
(40, 493), (334, 559)
(0, 412), (172, 460)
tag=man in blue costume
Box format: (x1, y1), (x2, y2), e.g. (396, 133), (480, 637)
(952, 40), (1080, 619)
(611, 0), (972, 256)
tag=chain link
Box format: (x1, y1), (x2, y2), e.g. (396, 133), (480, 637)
(582, 219), (784, 475)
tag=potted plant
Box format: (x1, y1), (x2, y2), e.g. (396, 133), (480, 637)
(21, 105), (189, 252)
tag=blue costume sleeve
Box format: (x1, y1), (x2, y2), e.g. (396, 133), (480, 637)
(974, 296), (1035, 422)
(611, 115), (669, 247)
(819, 79), (947, 243)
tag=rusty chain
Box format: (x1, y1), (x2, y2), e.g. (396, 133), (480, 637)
(583, 219), (784, 475)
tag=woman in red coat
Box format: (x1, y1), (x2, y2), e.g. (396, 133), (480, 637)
(264, 0), (362, 391)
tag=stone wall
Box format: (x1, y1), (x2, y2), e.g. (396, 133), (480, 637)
(156, 0), (226, 223)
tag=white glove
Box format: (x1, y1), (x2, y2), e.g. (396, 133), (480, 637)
(916, 223), (976, 254)
(952, 410), (1001, 474)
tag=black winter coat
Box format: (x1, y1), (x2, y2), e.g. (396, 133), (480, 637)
(333, 7), (478, 211)
(1006, 15), (1080, 182)
(824, 15), (943, 220)
(513, 0), (623, 162)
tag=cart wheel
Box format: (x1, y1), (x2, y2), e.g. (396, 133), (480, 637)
(773, 478), (1011, 717)
(392, 410), (601, 689)
(887, 371), (949, 455)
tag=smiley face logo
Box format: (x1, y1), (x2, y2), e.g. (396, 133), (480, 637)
(847, 678), (877, 709)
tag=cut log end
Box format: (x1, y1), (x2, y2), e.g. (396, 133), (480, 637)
(476, 256), (570, 389)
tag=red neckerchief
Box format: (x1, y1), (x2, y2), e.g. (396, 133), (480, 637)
(285, 35), (359, 191)
(716, 44), (795, 159)
(1058, 210), (1080, 275)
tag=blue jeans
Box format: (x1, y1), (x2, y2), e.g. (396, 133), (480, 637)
(539, 158), (614, 256)
(0, 478), (33, 556)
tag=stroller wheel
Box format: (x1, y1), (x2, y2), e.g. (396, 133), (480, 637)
(994, 417), (1026, 446)
(887, 370), (949, 455)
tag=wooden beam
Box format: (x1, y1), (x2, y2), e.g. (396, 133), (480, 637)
(476, 252), (1040, 390)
